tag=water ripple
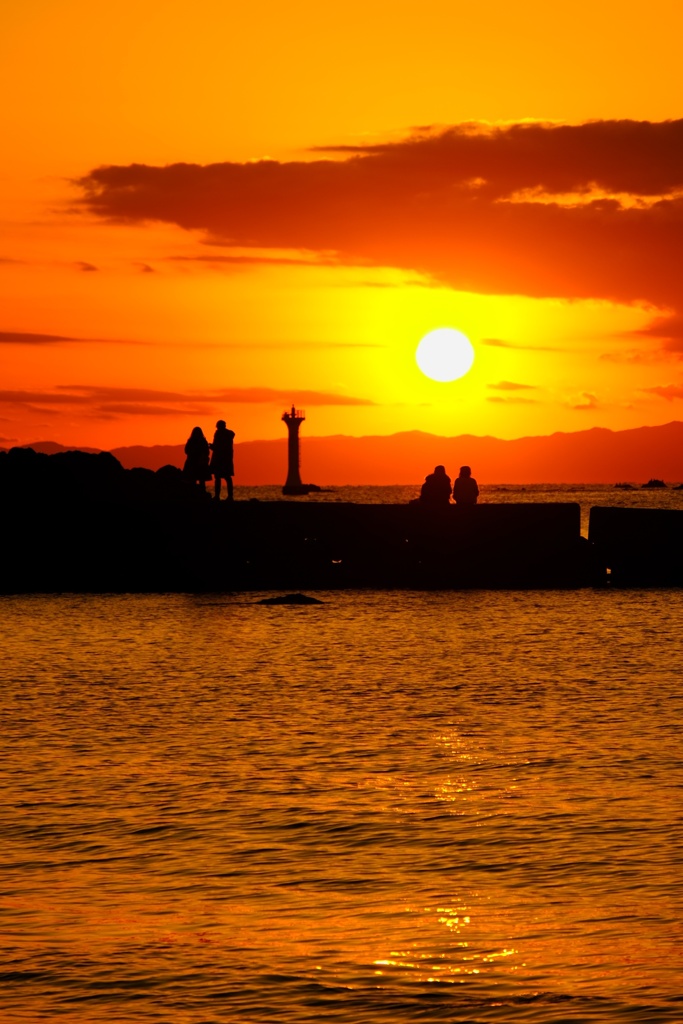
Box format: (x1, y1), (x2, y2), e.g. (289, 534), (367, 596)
(1, 590), (681, 1022)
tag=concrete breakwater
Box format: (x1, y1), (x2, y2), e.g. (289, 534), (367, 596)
(2, 496), (590, 591)
(588, 506), (683, 586)
(1, 447), (681, 590)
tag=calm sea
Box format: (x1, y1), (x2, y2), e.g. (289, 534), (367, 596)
(2, 486), (682, 1023)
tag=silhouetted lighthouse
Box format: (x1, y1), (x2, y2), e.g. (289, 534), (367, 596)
(282, 405), (305, 493)
(281, 405), (319, 495)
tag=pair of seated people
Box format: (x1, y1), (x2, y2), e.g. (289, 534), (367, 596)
(420, 464), (479, 506)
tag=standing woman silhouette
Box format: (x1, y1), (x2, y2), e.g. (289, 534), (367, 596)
(183, 426), (211, 490)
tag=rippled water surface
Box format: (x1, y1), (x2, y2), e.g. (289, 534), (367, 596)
(2, 590), (682, 1022)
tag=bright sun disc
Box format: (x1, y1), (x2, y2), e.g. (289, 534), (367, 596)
(416, 328), (475, 382)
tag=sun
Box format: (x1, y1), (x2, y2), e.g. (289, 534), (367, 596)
(416, 328), (475, 382)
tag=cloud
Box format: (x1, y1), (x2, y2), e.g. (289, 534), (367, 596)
(0, 384), (374, 421)
(487, 381), (537, 391)
(95, 403), (208, 416)
(78, 120), (683, 319)
(570, 391), (600, 410)
(75, 261), (98, 272)
(0, 330), (157, 348)
(633, 313), (683, 354)
(0, 331), (82, 345)
(641, 384), (683, 401)
(0, 328), (379, 351)
(0, 389), (92, 405)
(315, 120), (683, 197)
(599, 348), (663, 364)
(486, 395), (538, 405)
(482, 338), (516, 348)
(481, 337), (562, 352)
(56, 385), (199, 403)
(168, 253), (337, 268)
(210, 387), (375, 405)
(56, 385), (375, 406)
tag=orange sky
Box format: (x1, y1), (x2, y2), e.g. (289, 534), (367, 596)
(2, 0), (683, 457)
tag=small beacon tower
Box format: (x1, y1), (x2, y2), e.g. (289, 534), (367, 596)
(282, 405), (306, 494)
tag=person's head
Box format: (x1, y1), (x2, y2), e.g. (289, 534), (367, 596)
(459, 465), (471, 477)
(190, 426), (204, 440)
(216, 419), (226, 430)
(434, 465), (446, 475)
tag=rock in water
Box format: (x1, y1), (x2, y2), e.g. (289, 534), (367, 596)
(257, 593), (324, 605)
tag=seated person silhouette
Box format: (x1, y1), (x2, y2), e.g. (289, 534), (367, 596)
(210, 419), (236, 501)
(183, 426), (211, 490)
(419, 465), (452, 506)
(452, 465), (479, 505)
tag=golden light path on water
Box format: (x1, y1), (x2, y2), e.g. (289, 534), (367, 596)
(1, 587), (681, 1023)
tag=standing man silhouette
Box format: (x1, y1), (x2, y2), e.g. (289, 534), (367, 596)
(210, 420), (236, 501)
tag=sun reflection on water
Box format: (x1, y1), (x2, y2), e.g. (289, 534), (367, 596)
(1, 591), (682, 1022)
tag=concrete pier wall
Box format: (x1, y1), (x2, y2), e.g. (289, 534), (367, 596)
(588, 506), (683, 586)
(1, 496), (588, 592)
(7, 449), (683, 590)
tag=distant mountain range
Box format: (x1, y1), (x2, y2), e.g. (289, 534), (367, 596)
(6, 421), (683, 484)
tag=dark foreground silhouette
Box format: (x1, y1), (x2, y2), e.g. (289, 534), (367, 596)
(1, 447), (681, 590)
(183, 426), (211, 489)
(452, 465), (479, 505)
(210, 420), (236, 501)
(418, 465), (452, 507)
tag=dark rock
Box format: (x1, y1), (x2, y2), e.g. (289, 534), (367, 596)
(282, 483), (321, 495)
(256, 593), (324, 604)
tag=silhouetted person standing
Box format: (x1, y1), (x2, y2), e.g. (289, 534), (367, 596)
(419, 465), (452, 506)
(452, 465), (479, 505)
(183, 426), (210, 490)
(210, 419), (235, 501)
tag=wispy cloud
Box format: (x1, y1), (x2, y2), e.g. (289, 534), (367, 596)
(599, 348), (663, 364)
(486, 395), (538, 405)
(168, 253), (336, 268)
(0, 384), (375, 421)
(632, 313), (683, 354)
(0, 331), (81, 345)
(641, 384), (683, 401)
(487, 380), (537, 391)
(0, 329), (379, 351)
(0, 389), (93, 405)
(210, 387), (375, 405)
(0, 330), (157, 348)
(569, 391), (600, 410)
(482, 337), (562, 352)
